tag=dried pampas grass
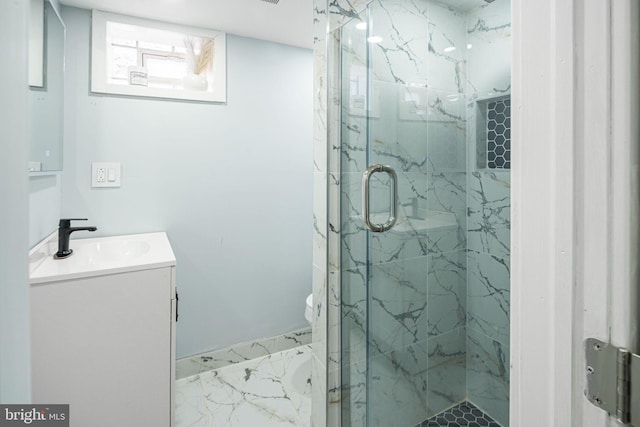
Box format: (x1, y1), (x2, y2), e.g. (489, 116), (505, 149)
(184, 37), (215, 75)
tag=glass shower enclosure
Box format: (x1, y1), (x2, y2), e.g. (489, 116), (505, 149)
(328, 0), (511, 425)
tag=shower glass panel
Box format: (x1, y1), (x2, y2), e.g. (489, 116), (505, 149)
(337, 1), (511, 426)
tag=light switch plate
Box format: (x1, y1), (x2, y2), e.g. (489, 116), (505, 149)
(92, 162), (121, 188)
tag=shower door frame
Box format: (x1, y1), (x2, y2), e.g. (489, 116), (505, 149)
(510, 0), (639, 426)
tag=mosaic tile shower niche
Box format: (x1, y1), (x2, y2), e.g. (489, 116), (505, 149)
(487, 97), (511, 169)
(317, 0), (512, 425)
(475, 96), (511, 170)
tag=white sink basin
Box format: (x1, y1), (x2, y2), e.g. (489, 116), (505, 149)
(74, 239), (151, 265)
(29, 232), (176, 284)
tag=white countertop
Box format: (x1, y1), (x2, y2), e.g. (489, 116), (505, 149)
(29, 232), (176, 285)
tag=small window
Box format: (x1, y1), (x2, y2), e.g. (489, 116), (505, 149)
(91, 11), (226, 103)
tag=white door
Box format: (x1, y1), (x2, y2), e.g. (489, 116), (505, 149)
(511, 0), (639, 426)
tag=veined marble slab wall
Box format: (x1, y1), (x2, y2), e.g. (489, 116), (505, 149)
(465, 0), (511, 425)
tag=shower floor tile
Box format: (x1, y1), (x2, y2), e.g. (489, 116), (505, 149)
(417, 401), (501, 427)
(176, 344), (312, 427)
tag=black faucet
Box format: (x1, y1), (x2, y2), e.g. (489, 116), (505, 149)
(54, 218), (98, 259)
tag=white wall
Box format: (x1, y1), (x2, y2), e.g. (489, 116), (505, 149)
(61, 6), (313, 358)
(0, 0), (31, 403)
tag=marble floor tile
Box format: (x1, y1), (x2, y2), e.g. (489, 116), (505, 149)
(176, 345), (312, 427)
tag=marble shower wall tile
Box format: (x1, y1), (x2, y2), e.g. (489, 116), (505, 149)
(341, 113), (367, 174)
(353, 84), (466, 175)
(339, 172), (466, 269)
(467, 250), (510, 346)
(327, 368), (341, 427)
(341, 359), (367, 427)
(371, 118), (430, 176)
(312, 354), (328, 427)
(340, 18), (368, 174)
(369, 82), (429, 176)
(357, 171), (466, 267)
(328, 246), (344, 426)
(341, 87), (466, 178)
(314, 172), (328, 271)
(421, 0), (468, 92)
(328, 0), (371, 32)
(340, 173), (367, 270)
(368, 228), (455, 265)
(366, 171), (427, 218)
(398, 86), (465, 124)
(312, 0), (329, 383)
(369, 257), (429, 355)
(365, 173), (466, 265)
(328, 170), (342, 273)
(465, 0), (511, 98)
(327, 269), (342, 426)
(467, 329), (509, 427)
(341, 267), (367, 364)
(313, 0), (328, 175)
(327, 24), (344, 274)
(426, 327), (466, 417)
(467, 170), (510, 259)
(368, 342), (429, 427)
(327, 270), (342, 427)
(312, 265), (328, 364)
(328, 27), (343, 181)
(426, 120), (466, 173)
(368, 0), (467, 92)
(176, 328), (313, 379)
(427, 250), (466, 337)
(428, 171), (467, 243)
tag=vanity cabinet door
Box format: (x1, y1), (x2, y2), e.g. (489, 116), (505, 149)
(31, 267), (173, 427)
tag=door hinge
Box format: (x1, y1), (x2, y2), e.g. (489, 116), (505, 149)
(585, 338), (640, 425)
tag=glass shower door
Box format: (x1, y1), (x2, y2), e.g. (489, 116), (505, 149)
(338, 1), (510, 426)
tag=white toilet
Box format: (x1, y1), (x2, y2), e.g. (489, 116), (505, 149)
(304, 293), (313, 325)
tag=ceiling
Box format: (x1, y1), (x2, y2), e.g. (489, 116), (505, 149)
(60, 0), (314, 49)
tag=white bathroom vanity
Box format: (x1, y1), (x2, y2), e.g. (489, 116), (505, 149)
(29, 232), (176, 427)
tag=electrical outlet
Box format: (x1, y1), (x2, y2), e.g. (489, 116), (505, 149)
(92, 162), (121, 188)
(96, 167), (106, 183)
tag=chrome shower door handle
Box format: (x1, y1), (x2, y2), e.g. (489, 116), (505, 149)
(362, 164), (398, 232)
